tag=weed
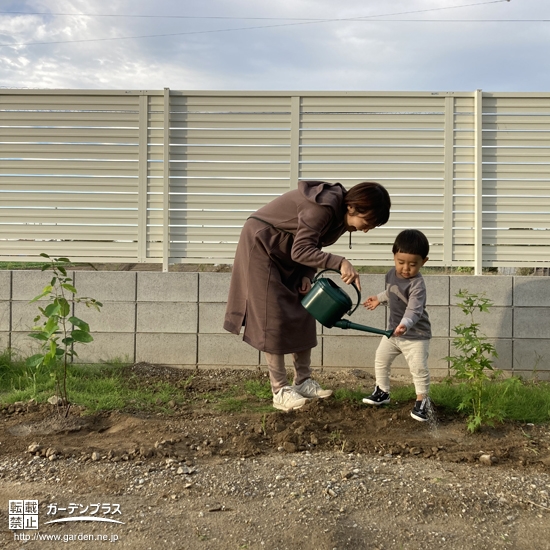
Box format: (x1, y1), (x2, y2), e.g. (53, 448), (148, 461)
(329, 429), (343, 444)
(215, 397), (246, 413)
(333, 387), (364, 402)
(244, 379), (272, 400)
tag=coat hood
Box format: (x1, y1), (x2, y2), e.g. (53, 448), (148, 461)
(298, 180), (346, 210)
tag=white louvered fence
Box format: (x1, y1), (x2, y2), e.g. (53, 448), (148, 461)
(1, 89), (550, 273)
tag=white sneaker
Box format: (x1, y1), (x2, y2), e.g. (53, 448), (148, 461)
(272, 387), (309, 412)
(293, 378), (333, 399)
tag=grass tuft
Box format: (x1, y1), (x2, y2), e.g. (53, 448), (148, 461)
(1, 349), (550, 424)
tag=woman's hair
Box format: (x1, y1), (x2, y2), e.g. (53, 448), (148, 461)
(392, 229), (430, 259)
(344, 182), (391, 227)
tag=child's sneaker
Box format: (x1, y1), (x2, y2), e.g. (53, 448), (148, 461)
(411, 397), (430, 422)
(273, 386), (309, 411)
(293, 378), (333, 399)
(362, 386), (390, 405)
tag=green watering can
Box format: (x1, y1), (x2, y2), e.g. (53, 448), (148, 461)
(301, 269), (393, 338)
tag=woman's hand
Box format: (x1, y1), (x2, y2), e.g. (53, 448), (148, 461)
(298, 276), (312, 295)
(339, 259), (361, 291)
(363, 296), (379, 310)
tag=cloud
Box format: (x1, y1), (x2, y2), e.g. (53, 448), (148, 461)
(0, 0), (549, 91)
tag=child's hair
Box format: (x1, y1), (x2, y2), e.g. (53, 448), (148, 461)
(392, 229), (429, 259)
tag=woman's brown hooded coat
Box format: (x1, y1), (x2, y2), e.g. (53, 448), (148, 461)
(223, 181), (350, 354)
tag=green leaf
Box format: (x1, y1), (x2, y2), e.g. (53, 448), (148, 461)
(30, 288), (52, 303)
(68, 316), (90, 332)
(71, 330), (94, 343)
(44, 316), (59, 335)
(61, 283), (77, 294)
(62, 337), (75, 346)
(29, 332), (49, 341)
(57, 297), (71, 317)
(57, 257), (71, 263)
(44, 302), (61, 317)
(26, 354), (44, 367)
(40, 253), (50, 258)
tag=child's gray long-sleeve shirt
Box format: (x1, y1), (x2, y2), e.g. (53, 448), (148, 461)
(377, 268), (431, 340)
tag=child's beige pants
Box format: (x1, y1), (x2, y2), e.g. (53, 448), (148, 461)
(374, 337), (430, 396)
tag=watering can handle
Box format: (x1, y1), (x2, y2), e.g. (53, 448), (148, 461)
(312, 268), (361, 317)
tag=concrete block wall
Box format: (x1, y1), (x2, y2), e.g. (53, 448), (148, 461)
(1, 271), (549, 381)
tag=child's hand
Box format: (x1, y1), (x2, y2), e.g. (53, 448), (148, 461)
(363, 296), (379, 310)
(298, 276), (312, 295)
(393, 324), (407, 337)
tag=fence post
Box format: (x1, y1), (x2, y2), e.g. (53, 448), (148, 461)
(138, 93), (148, 263)
(290, 96), (301, 189)
(443, 95), (454, 266)
(474, 89), (483, 275)
(162, 88), (171, 272)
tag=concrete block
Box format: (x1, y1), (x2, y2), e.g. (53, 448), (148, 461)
(137, 302), (197, 333)
(513, 339), (550, 379)
(73, 332), (135, 364)
(137, 272), (198, 302)
(0, 301), (9, 331)
(450, 276), (512, 306)
(74, 271), (136, 302)
(358, 273), (385, 299)
(424, 275), (449, 305)
(75, 302), (135, 333)
(514, 277), (550, 307)
(514, 308), (550, 339)
(0, 332), (9, 350)
(429, 306), (449, 338)
(0, 271), (10, 300)
(136, 333), (197, 365)
(10, 331), (50, 358)
(514, 369), (550, 382)
(199, 273), (232, 303)
(199, 303), (228, 334)
(492, 339), (513, 372)
(198, 334), (260, 366)
(12, 270), (74, 301)
(310, 344), (322, 367)
(450, 306), (512, 338)
(11, 301), (50, 332)
(322, 335), (380, 368)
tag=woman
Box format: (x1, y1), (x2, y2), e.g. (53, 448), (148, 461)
(224, 180), (391, 411)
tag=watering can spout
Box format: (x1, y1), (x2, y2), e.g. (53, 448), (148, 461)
(334, 319), (393, 338)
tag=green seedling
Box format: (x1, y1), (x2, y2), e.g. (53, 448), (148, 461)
(26, 253), (102, 416)
(446, 289), (500, 432)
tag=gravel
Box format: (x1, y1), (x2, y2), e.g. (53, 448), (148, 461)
(1, 449), (549, 549)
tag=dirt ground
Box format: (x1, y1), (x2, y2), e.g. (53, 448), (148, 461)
(1, 364), (549, 550)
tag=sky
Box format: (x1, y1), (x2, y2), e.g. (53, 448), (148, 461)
(0, 0), (549, 92)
